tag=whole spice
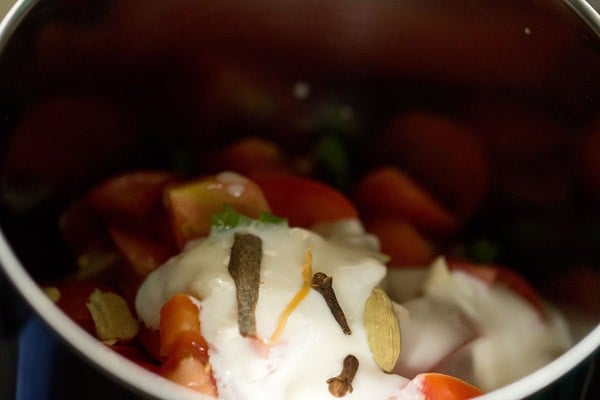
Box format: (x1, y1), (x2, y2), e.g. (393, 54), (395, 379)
(327, 354), (359, 397)
(364, 288), (401, 372)
(228, 232), (263, 338)
(312, 272), (352, 335)
(86, 289), (139, 342)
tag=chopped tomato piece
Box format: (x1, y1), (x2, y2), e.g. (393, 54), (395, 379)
(109, 226), (176, 280)
(108, 226), (177, 309)
(373, 112), (489, 218)
(61, 171), (179, 281)
(448, 260), (545, 318)
(353, 167), (459, 236)
(83, 171), (179, 244)
(158, 294), (216, 396)
(206, 137), (288, 175)
(159, 343), (217, 396)
(414, 373), (482, 400)
(165, 172), (271, 247)
(86, 171), (179, 221)
(364, 216), (435, 267)
(462, 100), (570, 207)
(250, 172), (358, 227)
(159, 294), (208, 360)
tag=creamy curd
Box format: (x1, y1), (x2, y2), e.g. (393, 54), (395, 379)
(135, 219), (572, 399)
(391, 259), (572, 391)
(136, 221), (409, 400)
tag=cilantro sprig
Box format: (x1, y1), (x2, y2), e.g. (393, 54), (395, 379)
(211, 204), (287, 233)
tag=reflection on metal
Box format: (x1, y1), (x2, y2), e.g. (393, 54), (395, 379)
(564, 0), (600, 38)
(0, 0), (37, 53)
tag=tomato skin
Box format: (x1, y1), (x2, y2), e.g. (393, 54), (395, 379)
(165, 173), (271, 247)
(251, 172), (358, 228)
(353, 167), (459, 236)
(103, 224), (177, 309)
(364, 216), (435, 267)
(86, 171), (180, 221)
(109, 226), (176, 280)
(461, 100), (571, 208)
(61, 170), (180, 286)
(159, 294), (208, 360)
(415, 373), (482, 400)
(206, 137), (288, 176)
(158, 294), (216, 396)
(373, 112), (489, 218)
(159, 343), (217, 396)
(87, 171), (180, 248)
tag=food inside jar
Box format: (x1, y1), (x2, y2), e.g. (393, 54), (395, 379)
(2, 1), (599, 398)
(46, 163), (574, 400)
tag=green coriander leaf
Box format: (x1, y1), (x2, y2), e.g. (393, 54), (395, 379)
(258, 211), (288, 226)
(211, 205), (287, 233)
(211, 204), (251, 232)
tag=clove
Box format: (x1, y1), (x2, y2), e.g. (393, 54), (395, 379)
(327, 354), (359, 397)
(312, 272), (351, 335)
(228, 232), (262, 338)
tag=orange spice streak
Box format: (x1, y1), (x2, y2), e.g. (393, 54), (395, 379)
(268, 247), (313, 343)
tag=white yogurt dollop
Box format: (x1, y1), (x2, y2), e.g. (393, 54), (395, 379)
(135, 219), (572, 399)
(136, 221), (409, 400)
(390, 259), (573, 391)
